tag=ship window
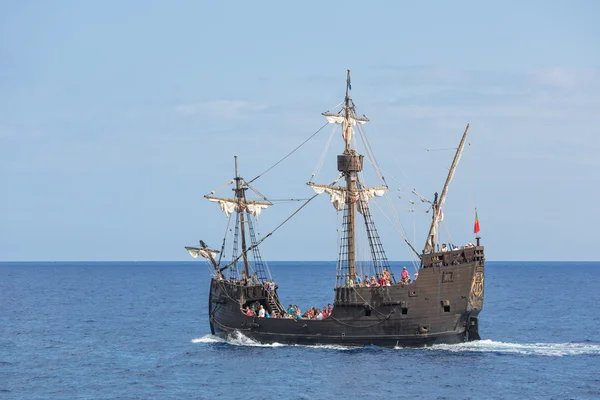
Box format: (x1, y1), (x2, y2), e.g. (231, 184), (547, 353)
(442, 272), (454, 283)
(401, 307), (408, 315)
(365, 308), (371, 316)
(441, 300), (451, 312)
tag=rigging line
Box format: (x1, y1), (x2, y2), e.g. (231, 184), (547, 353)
(425, 147), (457, 152)
(206, 180), (234, 196)
(351, 287), (389, 316)
(217, 213), (233, 266)
(356, 124), (386, 185)
(243, 180), (272, 203)
(370, 197), (421, 259)
(310, 124), (337, 182)
(253, 217), (272, 281)
(247, 121), (329, 184)
(221, 174), (344, 272)
(441, 219), (455, 249)
(268, 198), (312, 202)
(362, 157), (421, 201)
(322, 99), (345, 114)
(329, 308), (395, 328)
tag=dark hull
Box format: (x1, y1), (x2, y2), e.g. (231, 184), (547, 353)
(208, 248), (484, 348)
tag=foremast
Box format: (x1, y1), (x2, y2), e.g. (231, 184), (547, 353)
(203, 156), (272, 282)
(423, 124), (470, 253)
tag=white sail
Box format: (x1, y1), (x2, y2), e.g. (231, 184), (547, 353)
(323, 113), (368, 126)
(205, 196), (271, 217)
(308, 183), (387, 213)
(246, 203), (269, 216)
(186, 247), (219, 260)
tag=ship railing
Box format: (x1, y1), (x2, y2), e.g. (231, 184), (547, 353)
(421, 246), (485, 268)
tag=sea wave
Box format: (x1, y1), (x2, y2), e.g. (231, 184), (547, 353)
(427, 339), (600, 356)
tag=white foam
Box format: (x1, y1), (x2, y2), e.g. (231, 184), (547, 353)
(191, 334), (225, 344)
(427, 339), (600, 357)
(225, 331), (286, 347)
(193, 334), (598, 356)
(191, 331), (355, 349)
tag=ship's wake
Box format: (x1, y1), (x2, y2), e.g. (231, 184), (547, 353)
(428, 339), (600, 357)
(191, 332), (353, 350)
(192, 334), (600, 356)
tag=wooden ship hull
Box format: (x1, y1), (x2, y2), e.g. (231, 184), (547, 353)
(208, 247), (484, 347)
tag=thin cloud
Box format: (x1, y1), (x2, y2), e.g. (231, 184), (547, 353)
(174, 100), (267, 119)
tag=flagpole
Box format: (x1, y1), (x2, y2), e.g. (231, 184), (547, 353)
(474, 207), (481, 247)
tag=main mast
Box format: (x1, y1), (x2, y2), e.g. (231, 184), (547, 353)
(313, 70), (390, 288)
(339, 69), (361, 280)
(234, 156), (250, 277)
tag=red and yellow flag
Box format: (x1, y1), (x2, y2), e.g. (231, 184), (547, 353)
(474, 210), (480, 234)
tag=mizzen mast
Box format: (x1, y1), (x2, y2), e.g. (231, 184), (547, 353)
(424, 123), (470, 253)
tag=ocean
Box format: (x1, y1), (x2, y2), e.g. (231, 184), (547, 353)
(1, 261), (599, 400)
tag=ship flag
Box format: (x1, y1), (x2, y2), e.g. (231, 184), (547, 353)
(474, 210), (480, 235)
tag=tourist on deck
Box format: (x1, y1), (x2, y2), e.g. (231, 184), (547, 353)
(267, 279), (277, 295)
(401, 266), (410, 283)
(441, 243), (448, 252)
(258, 305), (265, 318)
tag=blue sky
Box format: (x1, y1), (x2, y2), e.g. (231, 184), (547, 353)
(1, 1), (599, 261)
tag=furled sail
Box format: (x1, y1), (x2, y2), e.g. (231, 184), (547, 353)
(205, 195), (272, 217)
(323, 113), (369, 126)
(323, 113), (369, 142)
(185, 246), (219, 260)
(308, 183), (387, 213)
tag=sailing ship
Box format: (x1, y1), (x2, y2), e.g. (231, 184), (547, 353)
(185, 71), (484, 347)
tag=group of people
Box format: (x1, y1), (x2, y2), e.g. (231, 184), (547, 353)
(440, 242), (477, 252)
(224, 271), (279, 292)
(285, 304), (333, 320)
(347, 267), (416, 288)
(240, 302), (334, 320)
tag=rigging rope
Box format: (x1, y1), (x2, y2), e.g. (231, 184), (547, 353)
(309, 124), (337, 183)
(220, 174), (344, 272)
(247, 122), (329, 184)
(244, 180), (271, 203)
(207, 180), (234, 196)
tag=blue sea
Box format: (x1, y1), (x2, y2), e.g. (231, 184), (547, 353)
(1, 261), (599, 399)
